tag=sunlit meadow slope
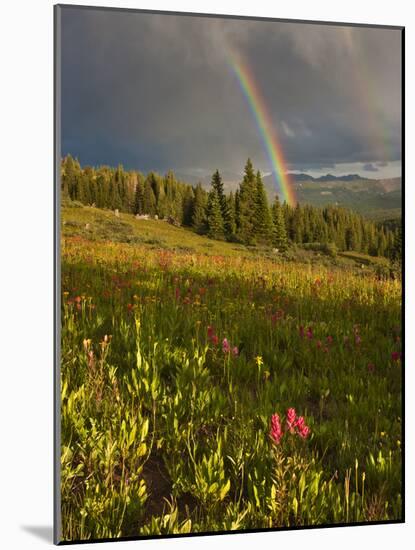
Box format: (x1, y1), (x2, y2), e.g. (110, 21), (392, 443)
(60, 205), (402, 541)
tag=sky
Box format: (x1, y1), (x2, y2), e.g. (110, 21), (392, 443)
(60, 6), (402, 181)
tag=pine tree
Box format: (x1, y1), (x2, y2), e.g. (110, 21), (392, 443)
(143, 178), (156, 215)
(271, 195), (288, 251)
(225, 192), (236, 238)
(134, 176), (145, 215)
(182, 187), (195, 226)
(237, 158), (257, 244)
(254, 170), (273, 243)
(206, 189), (224, 239)
(192, 183), (207, 234)
(211, 169), (234, 237)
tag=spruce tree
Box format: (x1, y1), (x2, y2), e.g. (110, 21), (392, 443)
(206, 189), (224, 239)
(271, 195), (288, 251)
(237, 158), (257, 244)
(254, 170), (273, 243)
(211, 169), (234, 238)
(134, 177), (145, 215)
(143, 179), (156, 215)
(192, 183), (207, 234)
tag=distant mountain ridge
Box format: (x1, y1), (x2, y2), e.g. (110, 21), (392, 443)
(287, 173), (369, 182)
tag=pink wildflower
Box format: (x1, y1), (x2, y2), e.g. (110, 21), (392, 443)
(270, 413), (283, 445)
(391, 351), (401, 362)
(222, 338), (230, 353)
(367, 362), (375, 373)
(232, 346), (239, 357)
(306, 327), (313, 340)
(298, 425), (311, 439)
(326, 335), (333, 344)
(295, 416), (311, 439)
(286, 408), (297, 432)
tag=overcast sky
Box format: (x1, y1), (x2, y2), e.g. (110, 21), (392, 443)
(60, 7), (402, 180)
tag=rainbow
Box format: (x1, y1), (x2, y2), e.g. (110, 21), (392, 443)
(227, 50), (296, 206)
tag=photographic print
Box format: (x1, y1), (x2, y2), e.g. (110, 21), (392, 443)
(55, 5), (403, 544)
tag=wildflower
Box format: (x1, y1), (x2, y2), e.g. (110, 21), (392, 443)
(286, 408), (297, 432)
(295, 416), (311, 439)
(83, 338), (92, 351)
(211, 335), (219, 346)
(232, 346), (239, 357)
(298, 425), (311, 439)
(270, 413), (283, 445)
(391, 351), (401, 362)
(271, 310), (284, 324)
(355, 334), (361, 345)
(306, 327), (313, 340)
(222, 338), (230, 353)
(316, 340), (322, 349)
(207, 325), (215, 340)
(255, 356), (264, 368)
(326, 335), (333, 345)
(367, 362), (375, 373)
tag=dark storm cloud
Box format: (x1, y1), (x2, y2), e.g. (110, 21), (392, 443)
(363, 163), (379, 172)
(60, 7), (402, 176)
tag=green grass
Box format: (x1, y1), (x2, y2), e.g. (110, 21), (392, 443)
(59, 204), (402, 541)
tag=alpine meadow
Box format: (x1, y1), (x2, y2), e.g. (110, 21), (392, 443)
(56, 6), (403, 544)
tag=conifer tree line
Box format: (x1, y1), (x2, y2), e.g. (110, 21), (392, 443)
(61, 155), (401, 259)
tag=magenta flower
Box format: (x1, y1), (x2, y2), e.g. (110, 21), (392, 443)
(211, 334), (219, 346)
(270, 413), (283, 445)
(298, 425), (311, 439)
(295, 416), (311, 439)
(232, 346), (239, 357)
(326, 335), (333, 345)
(222, 338), (230, 353)
(306, 327), (313, 340)
(391, 351), (401, 362)
(286, 407), (297, 432)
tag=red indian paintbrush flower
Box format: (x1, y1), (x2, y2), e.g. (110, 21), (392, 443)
(286, 407), (297, 432)
(222, 338), (230, 353)
(270, 413), (283, 445)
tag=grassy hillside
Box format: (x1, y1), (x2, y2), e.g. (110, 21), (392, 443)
(61, 204), (393, 274)
(60, 202), (402, 540)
